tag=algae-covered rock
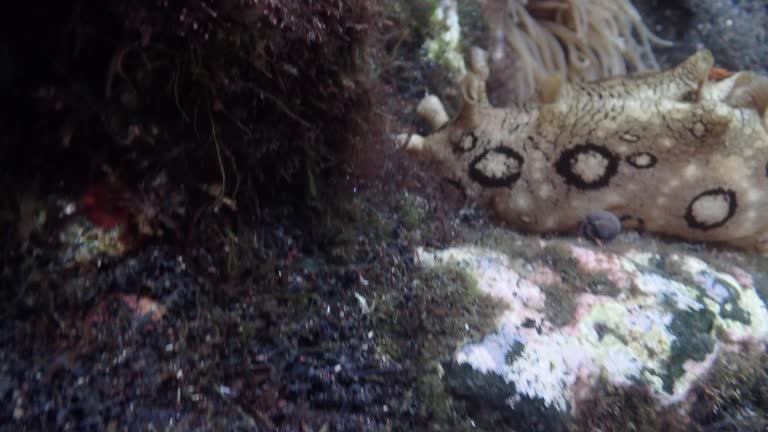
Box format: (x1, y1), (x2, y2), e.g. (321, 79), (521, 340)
(416, 241), (768, 430)
(424, 0), (467, 79)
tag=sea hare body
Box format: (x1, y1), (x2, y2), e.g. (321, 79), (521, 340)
(405, 50), (768, 253)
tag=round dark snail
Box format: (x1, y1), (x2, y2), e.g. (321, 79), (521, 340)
(579, 210), (622, 245)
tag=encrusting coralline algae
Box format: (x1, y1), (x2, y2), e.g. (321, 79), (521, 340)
(418, 242), (768, 424)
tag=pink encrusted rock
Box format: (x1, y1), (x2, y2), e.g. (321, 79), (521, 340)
(525, 262), (560, 287)
(417, 238), (768, 430)
(568, 245), (632, 290)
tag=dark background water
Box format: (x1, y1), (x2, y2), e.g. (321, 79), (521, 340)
(636, 0), (768, 71)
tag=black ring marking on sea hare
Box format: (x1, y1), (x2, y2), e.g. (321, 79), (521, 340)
(619, 215), (646, 231)
(468, 147), (524, 188)
(625, 152), (658, 169)
(454, 132), (478, 153)
(554, 143), (620, 189)
(765, 161), (768, 177)
(684, 188), (737, 231)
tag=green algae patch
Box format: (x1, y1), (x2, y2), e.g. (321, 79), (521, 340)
(572, 378), (687, 432)
(505, 341), (526, 366)
(716, 278), (752, 324)
(375, 262), (505, 430)
(470, 226), (541, 262)
(398, 191), (429, 231)
(377, 263), (502, 362)
(688, 348), (768, 430)
(541, 283), (578, 328)
(661, 308), (716, 394)
(309, 194), (395, 266)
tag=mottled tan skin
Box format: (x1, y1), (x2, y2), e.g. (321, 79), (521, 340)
(409, 50), (768, 252)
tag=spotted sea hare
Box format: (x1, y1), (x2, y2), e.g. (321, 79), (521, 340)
(403, 50), (768, 252)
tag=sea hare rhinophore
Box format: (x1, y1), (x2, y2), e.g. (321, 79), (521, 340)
(403, 50), (768, 253)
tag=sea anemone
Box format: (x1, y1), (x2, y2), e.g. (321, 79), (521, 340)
(481, 0), (672, 100)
